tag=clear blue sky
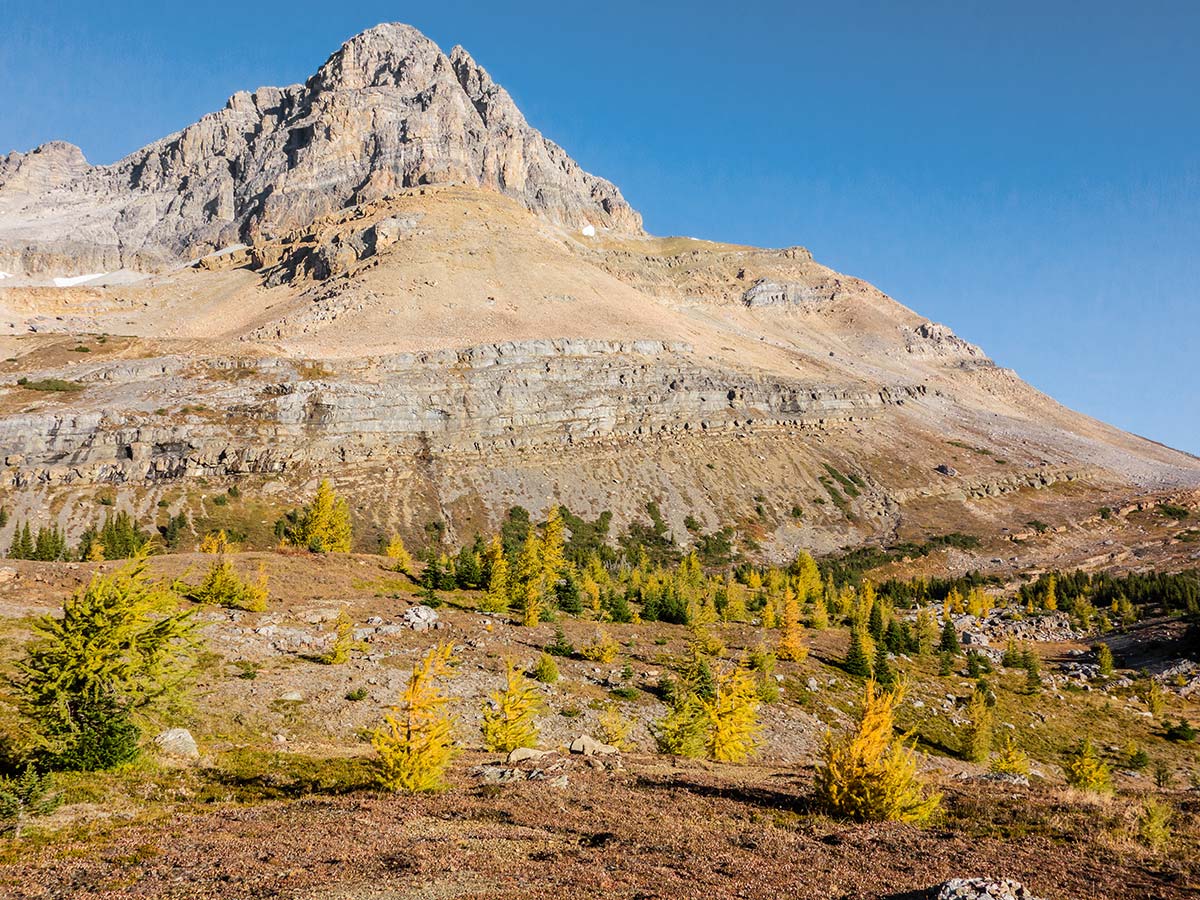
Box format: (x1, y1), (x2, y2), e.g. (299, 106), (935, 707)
(3, 1), (1197, 454)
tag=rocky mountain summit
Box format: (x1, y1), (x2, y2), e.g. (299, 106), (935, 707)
(0, 23), (640, 276)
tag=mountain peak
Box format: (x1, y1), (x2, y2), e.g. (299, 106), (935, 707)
(0, 22), (642, 275)
(308, 22), (442, 92)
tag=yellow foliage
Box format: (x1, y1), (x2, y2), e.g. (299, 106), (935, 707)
(856, 580), (877, 624)
(281, 480), (353, 553)
(777, 587), (809, 662)
(479, 536), (510, 613)
(809, 591), (829, 629)
(598, 705), (635, 750)
(199, 529), (233, 554)
(696, 592), (719, 626)
(580, 628), (621, 663)
(654, 691), (707, 757)
(761, 597), (777, 629)
(791, 550), (823, 599)
(324, 609), (355, 665)
(944, 586), (964, 616)
(722, 579), (748, 623)
(990, 734), (1030, 776)
(1064, 738), (1111, 793)
(836, 584), (855, 619)
(1138, 798), (1172, 851)
(688, 623), (724, 658)
(540, 506), (566, 595)
(481, 660), (543, 752)
(581, 574), (602, 613)
(963, 587), (992, 618)
(962, 688), (993, 763)
(373, 643), (458, 792)
(180, 557), (268, 612)
(521, 581), (543, 627)
(1144, 680), (1166, 717)
(815, 681), (942, 824)
(511, 532), (543, 619)
(702, 664), (761, 763)
(384, 536), (415, 574)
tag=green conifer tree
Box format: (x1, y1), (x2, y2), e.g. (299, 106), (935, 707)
(844, 627), (873, 678)
(872, 643), (895, 688)
(938, 617), (960, 655)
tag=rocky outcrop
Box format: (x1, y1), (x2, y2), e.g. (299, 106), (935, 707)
(0, 340), (928, 486)
(0, 23), (641, 276)
(907, 321), (986, 358)
(742, 278), (837, 308)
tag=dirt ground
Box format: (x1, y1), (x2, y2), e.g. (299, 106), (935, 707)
(2, 758), (1196, 900)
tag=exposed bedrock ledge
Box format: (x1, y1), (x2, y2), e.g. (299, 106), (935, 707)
(892, 465), (1104, 502)
(0, 341), (929, 486)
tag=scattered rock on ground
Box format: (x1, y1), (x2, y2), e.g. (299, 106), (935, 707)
(937, 878), (1044, 900)
(402, 605), (439, 631)
(507, 747), (553, 764)
(570, 735), (618, 756)
(153, 727), (199, 760)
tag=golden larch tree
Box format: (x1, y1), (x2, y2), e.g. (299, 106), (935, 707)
(481, 660), (543, 752)
(703, 663), (761, 763)
(777, 587), (809, 662)
(373, 643), (458, 792)
(814, 680), (941, 824)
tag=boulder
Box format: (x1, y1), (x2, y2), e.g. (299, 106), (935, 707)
(507, 747), (552, 764)
(153, 727), (199, 760)
(402, 605), (439, 631)
(569, 735), (618, 756)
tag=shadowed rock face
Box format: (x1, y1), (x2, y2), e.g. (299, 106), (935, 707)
(0, 23), (641, 275)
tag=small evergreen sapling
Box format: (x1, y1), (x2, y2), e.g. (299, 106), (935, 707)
(544, 626), (575, 658)
(1095, 643), (1115, 677)
(323, 610), (356, 665)
(275, 479), (352, 552)
(844, 627), (872, 678)
(776, 588), (808, 662)
(481, 660), (543, 752)
(384, 535), (415, 575)
(872, 644), (896, 689)
(531, 652), (559, 684)
(598, 704), (634, 750)
(14, 558), (199, 771)
(990, 734), (1030, 777)
(373, 643), (458, 792)
(178, 557), (268, 611)
(938, 617), (960, 655)
(654, 691), (707, 758)
(0, 765), (58, 839)
(1064, 738), (1111, 793)
(702, 663), (761, 763)
(580, 628), (620, 664)
(962, 688), (993, 763)
(480, 536), (510, 613)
